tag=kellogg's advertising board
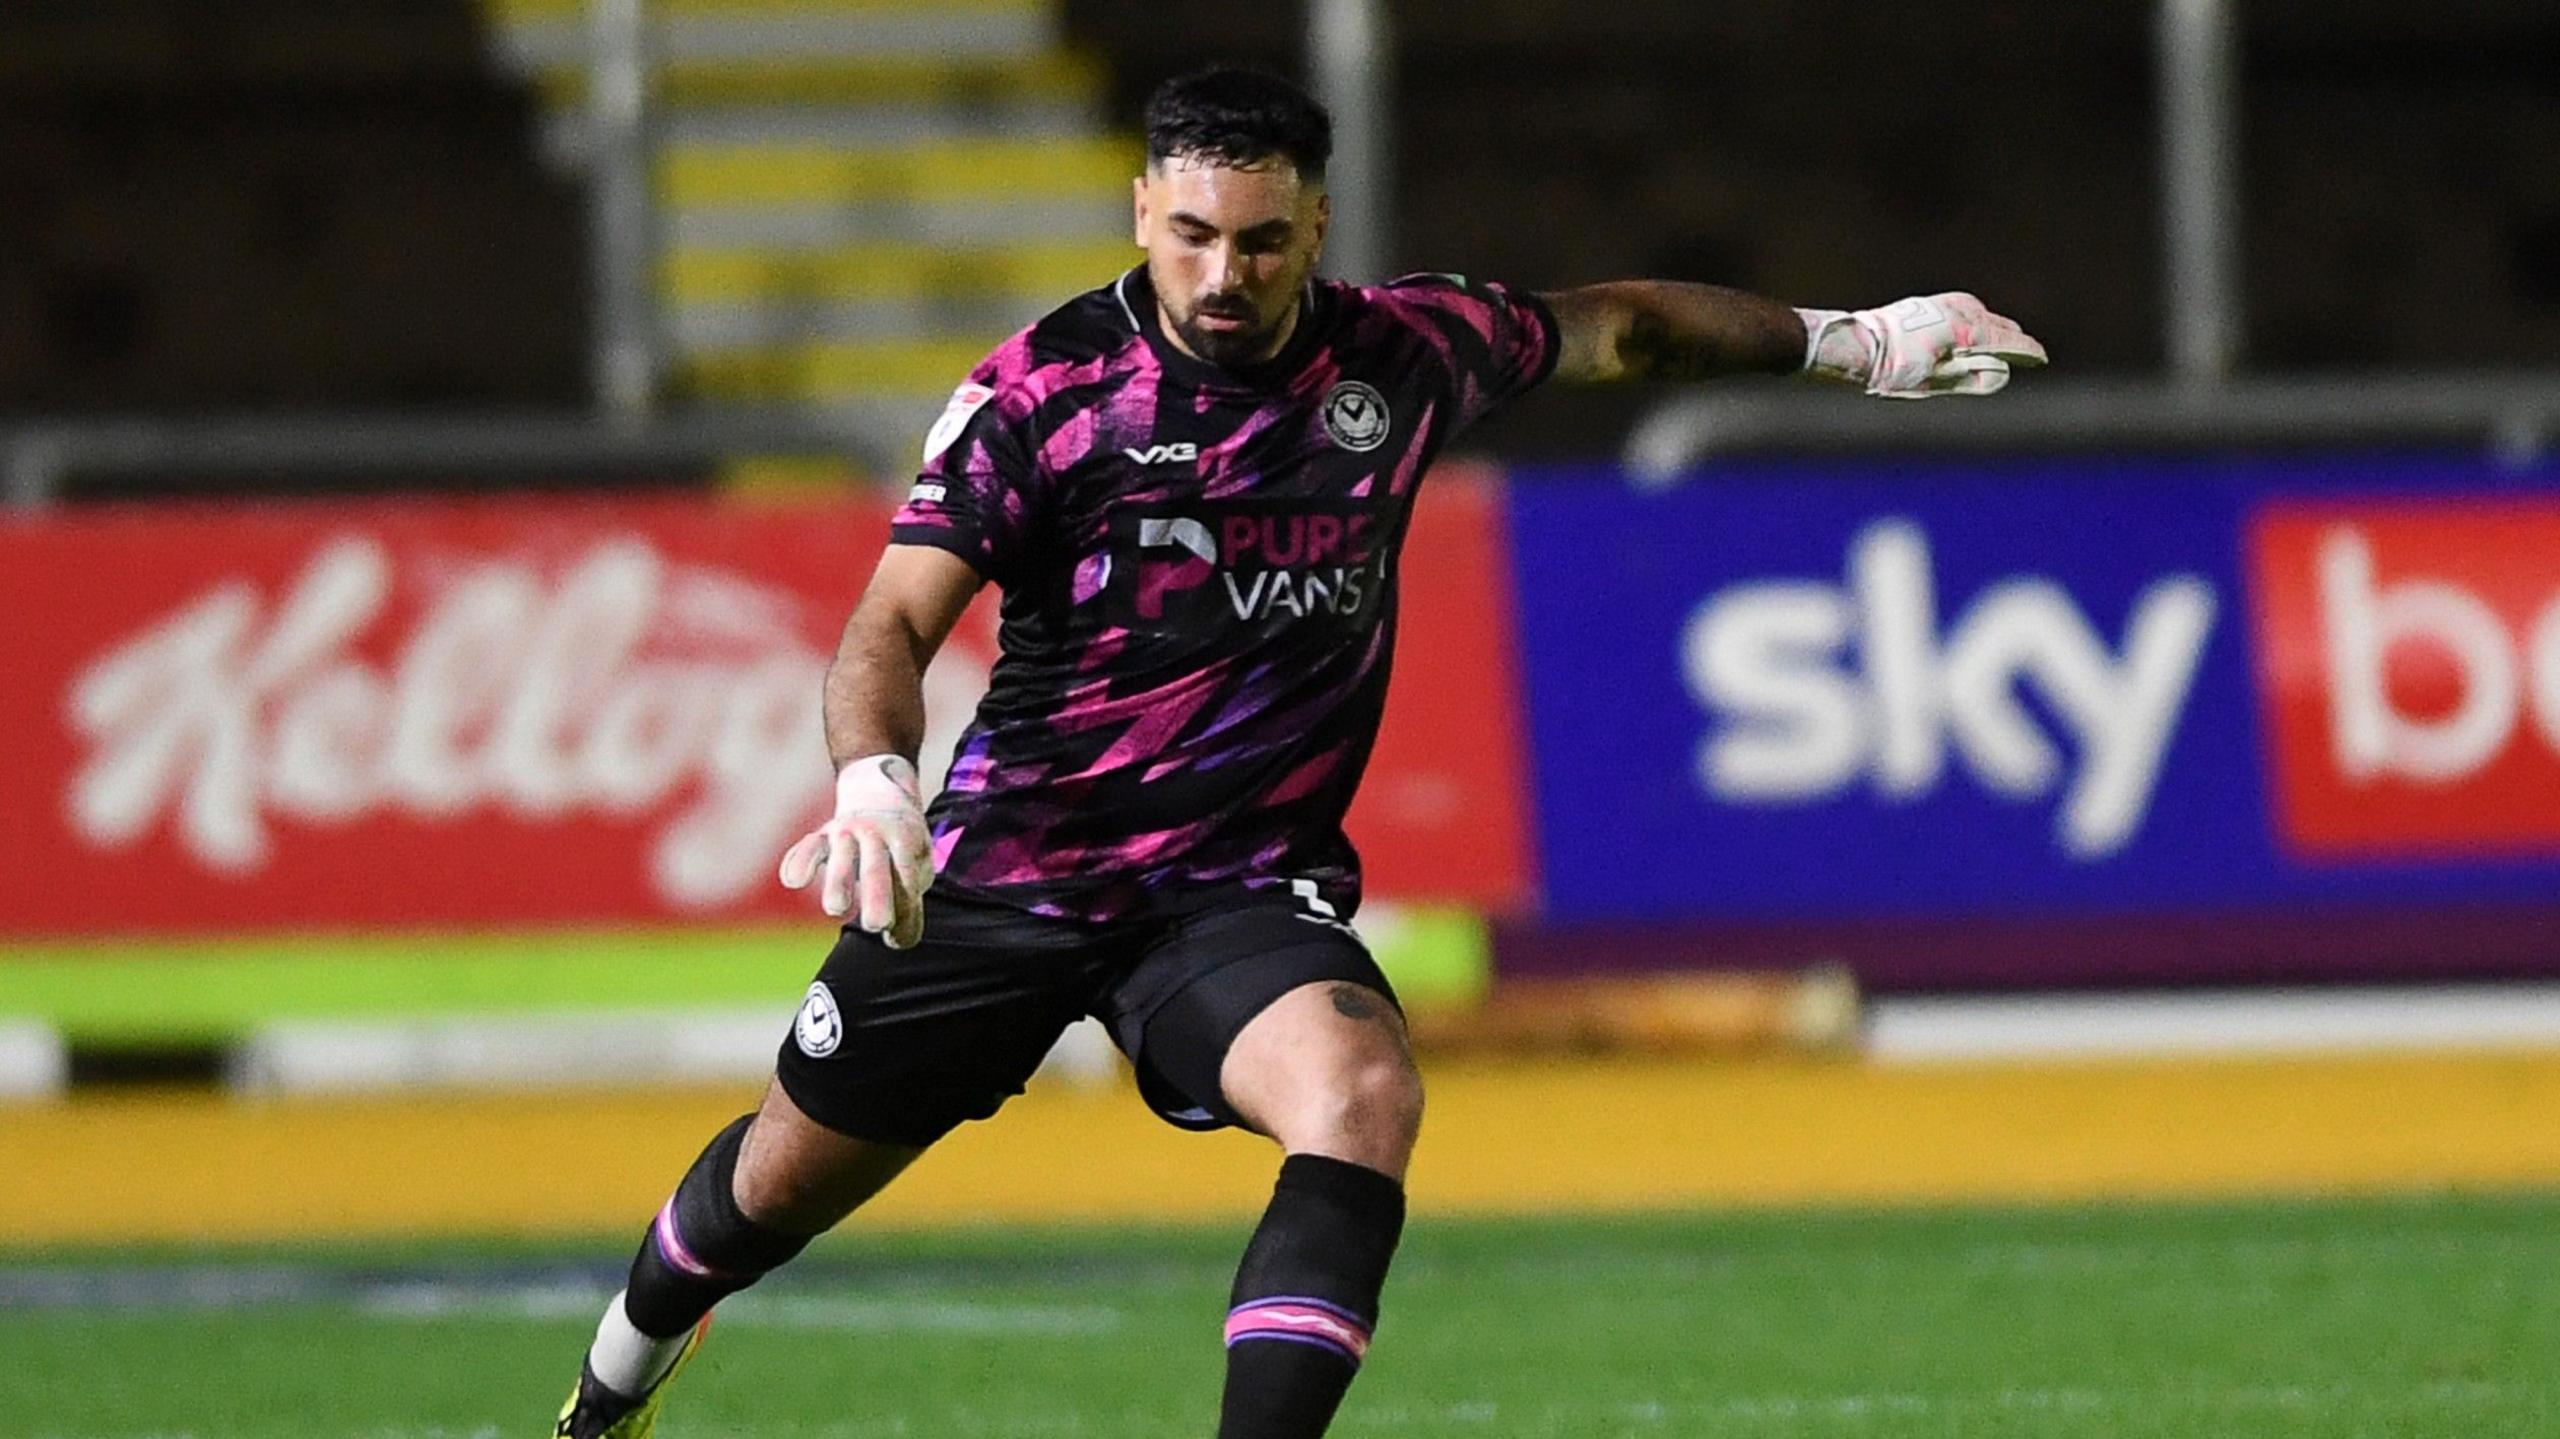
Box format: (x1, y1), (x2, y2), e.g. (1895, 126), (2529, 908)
(0, 481), (1528, 937)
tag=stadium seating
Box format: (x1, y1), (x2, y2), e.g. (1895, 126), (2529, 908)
(475, 0), (1139, 420)
(0, 0), (588, 413)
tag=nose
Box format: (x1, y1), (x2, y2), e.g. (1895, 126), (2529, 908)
(1203, 240), (1245, 296)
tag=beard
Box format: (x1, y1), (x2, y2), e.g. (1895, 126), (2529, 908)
(1171, 298), (1288, 367)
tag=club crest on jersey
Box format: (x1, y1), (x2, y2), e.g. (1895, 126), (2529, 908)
(1321, 381), (1391, 453)
(794, 982), (843, 1057)
(1117, 500), (1386, 630)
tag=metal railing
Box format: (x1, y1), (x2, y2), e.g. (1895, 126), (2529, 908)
(2159, 0), (2240, 388)
(0, 409), (901, 510)
(1310, 0), (1394, 285)
(586, 0), (660, 422)
(1622, 373), (2560, 487)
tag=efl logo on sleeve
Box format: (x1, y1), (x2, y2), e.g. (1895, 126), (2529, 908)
(2248, 499), (2560, 856)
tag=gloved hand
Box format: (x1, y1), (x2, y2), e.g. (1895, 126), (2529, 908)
(1796, 293), (2047, 399)
(778, 754), (933, 948)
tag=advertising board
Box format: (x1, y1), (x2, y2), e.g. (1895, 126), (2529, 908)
(0, 478), (1526, 938)
(1504, 455), (2560, 984)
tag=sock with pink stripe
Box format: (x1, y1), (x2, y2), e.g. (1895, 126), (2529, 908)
(612, 1115), (813, 1350)
(1217, 1154), (1406, 1439)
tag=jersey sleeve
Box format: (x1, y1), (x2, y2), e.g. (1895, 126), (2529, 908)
(1377, 273), (1562, 431)
(889, 355), (1042, 584)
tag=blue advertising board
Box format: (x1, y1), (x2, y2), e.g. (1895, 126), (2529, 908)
(1506, 453), (2560, 935)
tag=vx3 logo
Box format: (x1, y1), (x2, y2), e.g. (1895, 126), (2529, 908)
(1122, 442), (1199, 465)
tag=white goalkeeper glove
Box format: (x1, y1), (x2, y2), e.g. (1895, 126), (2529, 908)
(778, 754), (934, 948)
(1796, 292), (2047, 399)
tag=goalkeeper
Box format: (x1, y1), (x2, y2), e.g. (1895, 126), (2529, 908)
(553, 63), (2042, 1439)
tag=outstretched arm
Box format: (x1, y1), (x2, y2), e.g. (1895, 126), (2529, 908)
(1540, 282), (1807, 383)
(1538, 282), (2047, 396)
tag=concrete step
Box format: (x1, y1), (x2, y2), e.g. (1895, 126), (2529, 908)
(678, 336), (1020, 403)
(667, 295), (1044, 354)
(662, 238), (1126, 349)
(660, 103), (1097, 147)
(662, 238), (1130, 305)
(488, 0), (1051, 72)
(483, 0), (1039, 18)
(529, 49), (1101, 108)
(539, 100), (1101, 173)
(669, 190), (1128, 252)
(660, 135), (1140, 207)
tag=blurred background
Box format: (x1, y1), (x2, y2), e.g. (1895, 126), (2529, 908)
(6, 1), (2560, 1430)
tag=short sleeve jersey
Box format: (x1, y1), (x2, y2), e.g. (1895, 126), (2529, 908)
(891, 265), (1558, 922)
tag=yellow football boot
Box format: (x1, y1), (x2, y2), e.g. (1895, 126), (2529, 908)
(553, 1315), (710, 1439)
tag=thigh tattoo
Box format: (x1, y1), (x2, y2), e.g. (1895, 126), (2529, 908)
(1329, 983), (1385, 1022)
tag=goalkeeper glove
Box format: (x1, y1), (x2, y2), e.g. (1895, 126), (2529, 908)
(1796, 292), (2047, 399)
(778, 754), (934, 948)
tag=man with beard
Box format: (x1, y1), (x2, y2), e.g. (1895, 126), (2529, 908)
(556, 64), (2043, 1439)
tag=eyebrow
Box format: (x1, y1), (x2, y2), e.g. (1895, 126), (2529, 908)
(1168, 211), (1295, 243)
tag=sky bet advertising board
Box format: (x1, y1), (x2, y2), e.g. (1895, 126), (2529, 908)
(1506, 453), (2560, 980)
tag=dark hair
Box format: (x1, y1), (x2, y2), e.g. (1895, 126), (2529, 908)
(1143, 66), (1332, 181)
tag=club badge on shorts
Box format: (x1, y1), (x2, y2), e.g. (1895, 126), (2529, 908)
(795, 981), (844, 1057)
(1322, 381), (1391, 452)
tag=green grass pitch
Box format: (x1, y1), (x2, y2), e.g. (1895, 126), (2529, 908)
(6, 1191), (2555, 1438)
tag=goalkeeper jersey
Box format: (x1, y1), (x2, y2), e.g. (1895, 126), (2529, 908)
(891, 263), (1556, 922)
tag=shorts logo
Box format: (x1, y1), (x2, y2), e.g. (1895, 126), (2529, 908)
(1322, 382), (1391, 453)
(794, 981), (843, 1058)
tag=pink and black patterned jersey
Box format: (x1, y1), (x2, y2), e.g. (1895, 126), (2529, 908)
(892, 265), (1557, 921)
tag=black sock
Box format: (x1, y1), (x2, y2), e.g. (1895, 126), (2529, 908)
(1218, 1154), (1408, 1439)
(621, 1114), (815, 1337)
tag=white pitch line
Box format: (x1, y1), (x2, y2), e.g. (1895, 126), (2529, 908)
(40, 1378), (2536, 1439)
(356, 1283), (1123, 1335)
(1334, 1377), (2528, 1432)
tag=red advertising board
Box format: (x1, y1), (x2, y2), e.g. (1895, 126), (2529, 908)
(2249, 498), (2560, 857)
(0, 481), (1529, 937)
(1346, 465), (1535, 907)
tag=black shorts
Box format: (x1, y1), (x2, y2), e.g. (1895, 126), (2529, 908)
(772, 886), (1398, 1148)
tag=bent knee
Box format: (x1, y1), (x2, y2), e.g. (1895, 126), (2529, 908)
(1281, 1057), (1424, 1162)
(1350, 1058), (1425, 1133)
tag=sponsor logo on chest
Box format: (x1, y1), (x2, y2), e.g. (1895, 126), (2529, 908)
(1115, 501), (1388, 630)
